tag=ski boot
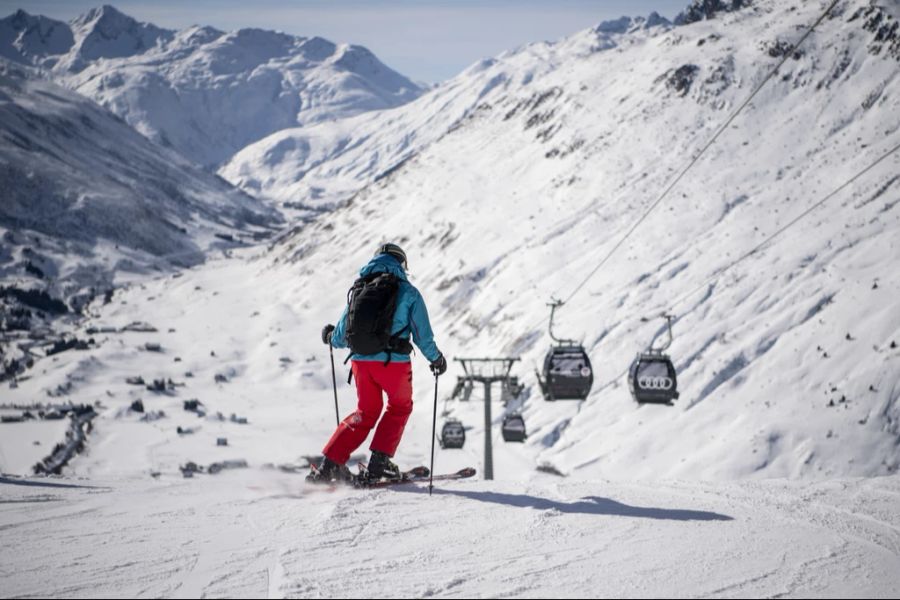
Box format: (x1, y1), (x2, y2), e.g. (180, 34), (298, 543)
(305, 456), (352, 484)
(366, 450), (402, 482)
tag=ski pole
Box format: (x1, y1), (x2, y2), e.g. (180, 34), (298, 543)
(329, 342), (340, 427)
(429, 372), (438, 496)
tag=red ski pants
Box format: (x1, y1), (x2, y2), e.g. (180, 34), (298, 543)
(323, 360), (413, 465)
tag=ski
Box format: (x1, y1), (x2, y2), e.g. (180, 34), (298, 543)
(304, 462), (427, 487)
(354, 462), (429, 486)
(355, 466), (476, 489)
(304, 463), (476, 490)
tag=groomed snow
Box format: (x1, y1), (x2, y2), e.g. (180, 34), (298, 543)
(2, 471), (899, 597)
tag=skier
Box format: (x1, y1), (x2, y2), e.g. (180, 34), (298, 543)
(308, 243), (447, 483)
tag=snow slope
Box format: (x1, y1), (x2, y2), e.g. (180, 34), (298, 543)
(2, 471), (899, 598)
(1, 235), (897, 597)
(0, 6), (424, 168)
(253, 0), (900, 480)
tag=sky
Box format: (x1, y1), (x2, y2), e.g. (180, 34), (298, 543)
(3, 1), (690, 83)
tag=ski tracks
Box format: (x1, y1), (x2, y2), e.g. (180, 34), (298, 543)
(625, 478), (900, 598)
(4, 474), (899, 597)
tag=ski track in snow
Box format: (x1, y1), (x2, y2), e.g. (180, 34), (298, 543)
(2, 474), (900, 598)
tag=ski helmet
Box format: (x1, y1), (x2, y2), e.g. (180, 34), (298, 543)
(376, 242), (407, 271)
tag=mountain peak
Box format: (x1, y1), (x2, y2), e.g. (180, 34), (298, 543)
(96, 4), (125, 17)
(177, 24), (224, 47)
(74, 4), (131, 28)
(594, 13), (672, 35)
(675, 0), (752, 26)
(298, 36), (338, 62)
(0, 10), (74, 65)
(645, 11), (671, 28)
(67, 4), (173, 67)
(1, 9), (32, 31)
(2, 8), (59, 28)
(4, 4), (421, 167)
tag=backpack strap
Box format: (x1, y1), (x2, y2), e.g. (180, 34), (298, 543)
(344, 353), (353, 384)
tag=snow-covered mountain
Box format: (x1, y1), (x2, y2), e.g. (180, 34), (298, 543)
(0, 58), (281, 376)
(251, 0), (900, 480)
(219, 13), (674, 208)
(0, 5), (423, 168)
(6, 0), (897, 479)
(2, 1), (900, 596)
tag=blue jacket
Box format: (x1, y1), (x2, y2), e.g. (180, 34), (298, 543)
(331, 254), (441, 363)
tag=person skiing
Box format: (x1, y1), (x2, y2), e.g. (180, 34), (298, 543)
(308, 242), (447, 483)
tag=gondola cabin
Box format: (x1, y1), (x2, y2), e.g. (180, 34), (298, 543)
(539, 344), (593, 401)
(501, 414), (527, 442)
(440, 419), (466, 449)
(628, 352), (679, 405)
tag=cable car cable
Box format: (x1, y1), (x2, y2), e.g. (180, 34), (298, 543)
(556, 0), (840, 309)
(658, 138), (900, 315)
(517, 0), (842, 339)
(516, 0), (849, 406)
(537, 137), (899, 408)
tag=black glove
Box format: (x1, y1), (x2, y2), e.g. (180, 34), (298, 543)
(429, 353), (447, 376)
(321, 324), (335, 345)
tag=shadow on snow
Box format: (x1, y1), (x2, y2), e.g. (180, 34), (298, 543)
(397, 487), (733, 521)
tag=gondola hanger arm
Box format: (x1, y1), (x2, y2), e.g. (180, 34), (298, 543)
(547, 298), (577, 345)
(648, 313), (675, 353)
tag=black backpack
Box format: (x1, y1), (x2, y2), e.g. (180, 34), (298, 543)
(345, 272), (412, 359)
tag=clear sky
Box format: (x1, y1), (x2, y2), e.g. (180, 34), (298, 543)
(3, 1), (690, 83)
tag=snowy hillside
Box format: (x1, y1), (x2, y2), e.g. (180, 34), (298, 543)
(0, 59), (281, 380)
(2, 0), (897, 476)
(3, 0), (898, 479)
(0, 5), (423, 168)
(2, 234), (898, 597)
(253, 0), (900, 480)
(219, 14), (673, 207)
